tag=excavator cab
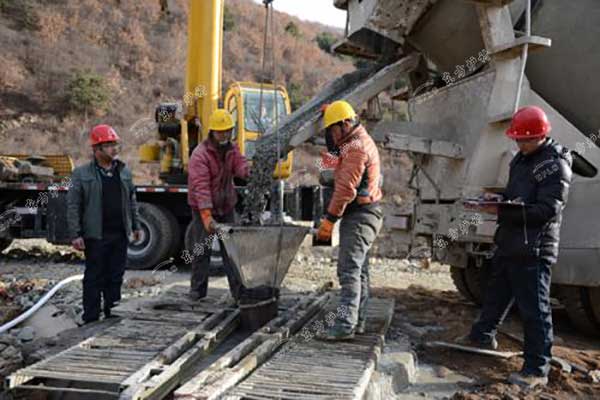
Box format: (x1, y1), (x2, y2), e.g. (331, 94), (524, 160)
(224, 82), (293, 179)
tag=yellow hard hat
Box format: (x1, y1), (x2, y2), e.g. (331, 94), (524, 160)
(323, 100), (357, 129)
(208, 109), (235, 131)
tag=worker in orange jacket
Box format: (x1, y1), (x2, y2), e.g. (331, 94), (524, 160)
(316, 100), (384, 340)
(187, 109), (249, 301)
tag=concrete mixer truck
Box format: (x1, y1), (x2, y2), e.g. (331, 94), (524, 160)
(327, 0), (600, 335)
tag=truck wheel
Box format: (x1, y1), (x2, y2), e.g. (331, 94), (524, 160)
(163, 209), (182, 259)
(450, 266), (478, 304)
(451, 258), (490, 306)
(464, 265), (484, 306)
(0, 238), (13, 253)
(127, 203), (179, 270)
(559, 285), (600, 336)
(184, 221), (224, 273)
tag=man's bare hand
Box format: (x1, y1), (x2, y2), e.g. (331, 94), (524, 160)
(483, 191), (503, 201)
(72, 237), (85, 251)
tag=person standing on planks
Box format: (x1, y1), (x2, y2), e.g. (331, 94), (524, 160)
(315, 100), (384, 340)
(187, 109), (249, 302)
(457, 106), (573, 389)
(67, 125), (142, 325)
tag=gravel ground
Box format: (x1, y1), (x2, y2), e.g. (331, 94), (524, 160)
(286, 245), (454, 293)
(2, 239), (600, 400)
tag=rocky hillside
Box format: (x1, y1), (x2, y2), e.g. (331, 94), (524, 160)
(0, 0), (354, 179)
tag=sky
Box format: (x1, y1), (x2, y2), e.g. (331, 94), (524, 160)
(251, 0), (347, 28)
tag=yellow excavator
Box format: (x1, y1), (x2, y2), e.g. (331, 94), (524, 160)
(139, 0), (293, 183)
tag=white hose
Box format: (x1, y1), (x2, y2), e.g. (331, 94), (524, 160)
(0, 274), (84, 335)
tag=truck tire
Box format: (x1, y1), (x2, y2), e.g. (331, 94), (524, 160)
(127, 203), (179, 270)
(450, 266), (478, 304)
(0, 238), (13, 253)
(451, 258), (490, 306)
(184, 221), (224, 273)
(464, 264), (484, 306)
(559, 285), (600, 336)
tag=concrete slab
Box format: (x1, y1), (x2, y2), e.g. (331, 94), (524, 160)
(396, 364), (474, 399)
(366, 333), (418, 400)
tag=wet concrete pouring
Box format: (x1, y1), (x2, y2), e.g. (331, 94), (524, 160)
(2, 241), (600, 399)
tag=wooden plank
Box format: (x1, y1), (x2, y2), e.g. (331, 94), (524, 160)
(55, 355), (149, 368)
(353, 338), (382, 399)
(158, 309), (230, 364)
(8, 337), (99, 388)
(224, 300), (393, 400)
(119, 310), (240, 400)
(30, 364), (134, 376)
(27, 365), (131, 377)
(14, 384), (120, 397)
(245, 376), (357, 390)
(262, 288), (332, 334)
(193, 336), (286, 400)
(20, 370), (125, 384)
(69, 349), (156, 357)
(175, 293), (333, 398)
(233, 386), (346, 400)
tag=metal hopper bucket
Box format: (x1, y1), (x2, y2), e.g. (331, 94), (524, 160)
(220, 225), (309, 330)
(221, 225), (309, 289)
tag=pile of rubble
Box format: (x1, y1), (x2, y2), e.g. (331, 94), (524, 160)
(0, 279), (47, 325)
(0, 335), (23, 382)
(1, 240), (84, 263)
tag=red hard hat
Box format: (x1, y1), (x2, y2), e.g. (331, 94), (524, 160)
(90, 124), (120, 146)
(506, 106), (551, 139)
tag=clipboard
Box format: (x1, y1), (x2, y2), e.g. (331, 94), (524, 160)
(462, 199), (525, 207)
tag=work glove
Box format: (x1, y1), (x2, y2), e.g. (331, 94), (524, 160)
(315, 218), (335, 242)
(199, 208), (216, 234)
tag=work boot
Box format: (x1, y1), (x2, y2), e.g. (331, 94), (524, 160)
(76, 315), (98, 327)
(455, 334), (498, 351)
(508, 372), (548, 388)
(320, 324), (355, 341)
(355, 319), (366, 335)
(104, 301), (120, 319)
(189, 290), (204, 302)
(104, 311), (121, 319)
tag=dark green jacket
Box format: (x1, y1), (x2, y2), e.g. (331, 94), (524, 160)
(67, 159), (140, 240)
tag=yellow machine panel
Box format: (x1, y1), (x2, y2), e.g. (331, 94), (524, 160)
(224, 82), (293, 179)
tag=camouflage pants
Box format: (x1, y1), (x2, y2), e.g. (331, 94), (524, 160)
(336, 205), (383, 330)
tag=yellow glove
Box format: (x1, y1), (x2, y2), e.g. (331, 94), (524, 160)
(316, 218), (334, 242)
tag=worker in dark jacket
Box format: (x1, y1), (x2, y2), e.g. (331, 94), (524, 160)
(316, 100), (384, 340)
(459, 106), (572, 388)
(67, 125), (141, 324)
